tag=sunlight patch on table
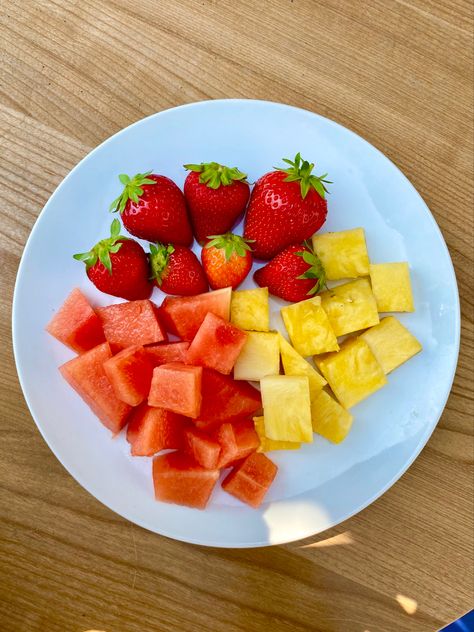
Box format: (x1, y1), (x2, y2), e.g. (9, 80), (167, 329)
(396, 593), (418, 615)
(300, 530), (354, 548)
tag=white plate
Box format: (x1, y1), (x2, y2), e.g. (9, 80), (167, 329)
(12, 100), (460, 547)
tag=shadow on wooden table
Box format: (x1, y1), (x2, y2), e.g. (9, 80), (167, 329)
(202, 442), (443, 631)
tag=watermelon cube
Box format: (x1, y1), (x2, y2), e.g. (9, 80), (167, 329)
(152, 452), (219, 509)
(186, 312), (247, 374)
(148, 363), (202, 418)
(214, 419), (260, 468)
(184, 427), (221, 469)
(59, 342), (131, 433)
(222, 452), (278, 508)
(195, 369), (262, 424)
(96, 300), (167, 351)
(194, 419), (222, 431)
(46, 288), (105, 353)
(145, 341), (190, 366)
(159, 287), (232, 340)
(103, 345), (154, 406)
(126, 404), (188, 456)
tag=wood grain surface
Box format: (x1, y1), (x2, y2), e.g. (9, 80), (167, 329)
(0, 1), (473, 631)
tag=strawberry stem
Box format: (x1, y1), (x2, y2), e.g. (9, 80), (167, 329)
(184, 162), (247, 189)
(73, 219), (125, 274)
(276, 153), (332, 199)
(149, 243), (175, 284)
(109, 171), (156, 213)
(205, 233), (254, 261)
(294, 245), (327, 295)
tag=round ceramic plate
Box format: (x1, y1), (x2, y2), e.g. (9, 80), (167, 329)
(12, 99), (460, 547)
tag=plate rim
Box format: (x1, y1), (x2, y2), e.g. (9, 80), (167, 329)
(12, 98), (461, 547)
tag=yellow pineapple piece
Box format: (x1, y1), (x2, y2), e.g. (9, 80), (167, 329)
(230, 287), (269, 331)
(260, 375), (313, 442)
(254, 416), (301, 452)
(320, 278), (379, 336)
(278, 333), (326, 399)
(360, 316), (422, 374)
(315, 338), (387, 409)
(369, 262), (414, 312)
(312, 228), (370, 280)
(311, 389), (353, 443)
(281, 296), (339, 356)
(233, 331), (280, 381)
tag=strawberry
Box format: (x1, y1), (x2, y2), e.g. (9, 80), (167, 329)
(74, 219), (153, 300)
(201, 233), (253, 290)
(254, 243), (326, 302)
(243, 153), (331, 259)
(183, 162), (250, 243)
(110, 171), (193, 245)
(149, 243), (208, 296)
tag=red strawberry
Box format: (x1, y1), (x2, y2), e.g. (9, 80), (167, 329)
(244, 153), (331, 259)
(110, 171), (193, 245)
(201, 233), (253, 290)
(149, 243), (208, 296)
(74, 219), (153, 300)
(183, 162), (250, 243)
(254, 243), (326, 302)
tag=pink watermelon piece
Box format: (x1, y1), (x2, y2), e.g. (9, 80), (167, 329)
(184, 426), (221, 470)
(185, 312), (247, 374)
(59, 342), (131, 433)
(159, 287), (231, 341)
(126, 404), (188, 456)
(103, 345), (154, 406)
(152, 452), (219, 509)
(222, 452), (278, 508)
(194, 369), (262, 424)
(96, 300), (167, 351)
(214, 419), (260, 468)
(46, 288), (105, 353)
(145, 341), (190, 366)
(148, 362), (202, 418)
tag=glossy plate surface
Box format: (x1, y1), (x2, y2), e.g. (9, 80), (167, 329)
(12, 100), (460, 547)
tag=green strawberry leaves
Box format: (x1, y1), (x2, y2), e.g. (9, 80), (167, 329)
(109, 171), (156, 213)
(184, 162), (247, 189)
(205, 233), (254, 261)
(149, 243), (175, 285)
(295, 243), (327, 295)
(277, 153), (332, 200)
(73, 219), (125, 274)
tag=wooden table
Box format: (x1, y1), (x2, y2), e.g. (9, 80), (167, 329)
(1, 1), (472, 630)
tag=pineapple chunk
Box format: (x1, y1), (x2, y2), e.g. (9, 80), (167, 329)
(312, 228), (370, 280)
(315, 338), (387, 409)
(231, 287), (269, 331)
(233, 331), (280, 381)
(254, 416), (301, 452)
(278, 333), (326, 399)
(260, 375), (313, 442)
(369, 262), (414, 312)
(281, 296), (339, 356)
(360, 316), (422, 374)
(320, 278), (379, 337)
(311, 389), (353, 443)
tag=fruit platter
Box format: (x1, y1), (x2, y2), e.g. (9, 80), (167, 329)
(12, 100), (460, 546)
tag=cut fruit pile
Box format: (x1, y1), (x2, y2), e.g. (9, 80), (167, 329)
(47, 148), (422, 513)
(47, 224), (421, 511)
(49, 286), (274, 509)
